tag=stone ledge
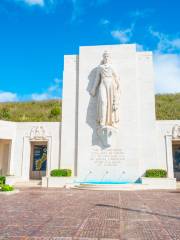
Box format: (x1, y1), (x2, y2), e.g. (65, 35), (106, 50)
(42, 176), (77, 188)
(141, 177), (177, 189)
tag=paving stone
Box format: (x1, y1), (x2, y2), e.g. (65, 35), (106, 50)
(0, 188), (179, 239)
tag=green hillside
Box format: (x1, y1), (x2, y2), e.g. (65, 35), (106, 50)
(0, 100), (62, 122)
(155, 93), (180, 120)
(0, 93), (179, 122)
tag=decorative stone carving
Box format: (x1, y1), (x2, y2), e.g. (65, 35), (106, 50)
(97, 126), (118, 147)
(29, 126), (46, 140)
(172, 125), (180, 139)
(89, 51), (120, 147)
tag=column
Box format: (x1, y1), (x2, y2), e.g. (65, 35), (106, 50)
(165, 135), (174, 178)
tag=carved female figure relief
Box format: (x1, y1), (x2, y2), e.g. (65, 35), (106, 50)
(90, 51), (120, 128)
(89, 51), (120, 147)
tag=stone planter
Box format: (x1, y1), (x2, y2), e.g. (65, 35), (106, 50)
(42, 176), (77, 188)
(141, 177), (176, 189)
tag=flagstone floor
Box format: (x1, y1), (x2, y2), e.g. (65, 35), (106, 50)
(0, 187), (180, 240)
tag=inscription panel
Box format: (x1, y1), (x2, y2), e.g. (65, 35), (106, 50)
(91, 148), (126, 167)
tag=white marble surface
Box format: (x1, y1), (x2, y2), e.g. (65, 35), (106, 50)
(61, 44), (158, 182)
(60, 55), (79, 174)
(61, 44), (180, 183)
(0, 121), (61, 180)
(141, 177), (176, 189)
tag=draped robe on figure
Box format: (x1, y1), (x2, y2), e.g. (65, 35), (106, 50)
(91, 63), (120, 128)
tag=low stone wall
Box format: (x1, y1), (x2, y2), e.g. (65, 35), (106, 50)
(42, 177), (77, 188)
(141, 177), (177, 189)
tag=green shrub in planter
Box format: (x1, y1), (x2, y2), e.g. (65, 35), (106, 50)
(50, 169), (72, 177)
(0, 176), (6, 185)
(145, 169), (167, 178)
(1, 184), (14, 192)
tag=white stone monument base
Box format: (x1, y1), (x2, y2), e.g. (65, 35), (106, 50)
(42, 176), (77, 188)
(141, 177), (177, 189)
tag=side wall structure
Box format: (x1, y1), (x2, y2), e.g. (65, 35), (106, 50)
(0, 120), (60, 179)
(156, 120), (180, 178)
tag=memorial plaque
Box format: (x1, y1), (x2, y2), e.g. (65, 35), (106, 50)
(91, 148), (125, 167)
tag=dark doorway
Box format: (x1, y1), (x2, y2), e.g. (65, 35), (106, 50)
(173, 141), (180, 181)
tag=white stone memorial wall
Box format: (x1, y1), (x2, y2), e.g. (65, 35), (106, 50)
(61, 44), (158, 182)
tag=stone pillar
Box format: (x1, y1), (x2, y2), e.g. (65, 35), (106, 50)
(165, 135), (174, 178)
(9, 140), (15, 176)
(60, 55), (79, 175)
(46, 137), (52, 177)
(21, 137), (31, 180)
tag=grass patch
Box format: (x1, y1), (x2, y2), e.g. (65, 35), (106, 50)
(0, 93), (179, 122)
(0, 99), (62, 122)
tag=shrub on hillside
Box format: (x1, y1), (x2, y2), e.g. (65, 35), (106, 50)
(145, 169), (167, 178)
(50, 107), (61, 118)
(0, 108), (10, 120)
(50, 169), (72, 177)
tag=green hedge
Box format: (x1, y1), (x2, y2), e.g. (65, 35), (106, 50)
(1, 184), (14, 192)
(50, 169), (72, 177)
(0, 176), (6, 185)
(145, 169), (167, 178)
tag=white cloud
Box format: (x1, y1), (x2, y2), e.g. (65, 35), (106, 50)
(136, 43), (144, 51)
(31, 93), (49, 101)
(111, 27), (133, 43)
(110, 9), (153, 44)
(70, 0), (110, 22)
(149, 27), (180, 53)
(154, 53), (180, 93)
(0, 91), (18, 102)
(0, 78), (62, 102)
(129, 9), (154, 19)
(25, 0), (44, 6)
(148, 27), (180, 93)
(31, 78), (62, 101)
(19, 0), (44, 6)
(71, 0), (83, 22)
(13, 0), (58, 8)
(48, 78), (61, 92)
(100, 19), (110, 25)
(111, 20), (135, 43)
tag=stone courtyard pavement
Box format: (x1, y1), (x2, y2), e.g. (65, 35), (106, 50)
(0, 188), (180, 240)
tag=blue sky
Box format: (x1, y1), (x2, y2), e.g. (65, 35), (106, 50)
(0, 0), (180, 102)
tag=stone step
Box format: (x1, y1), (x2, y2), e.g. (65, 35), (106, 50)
(14, 180), (42, 187)
(5, 176), (42, 187)
(73, 183), (149, 191)
(73, 182), (178, 190)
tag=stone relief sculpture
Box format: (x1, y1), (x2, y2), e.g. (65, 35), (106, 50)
(30, 126), (46, 140)
(89, 51), (120, 147)
(172, 125), (180, 139)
